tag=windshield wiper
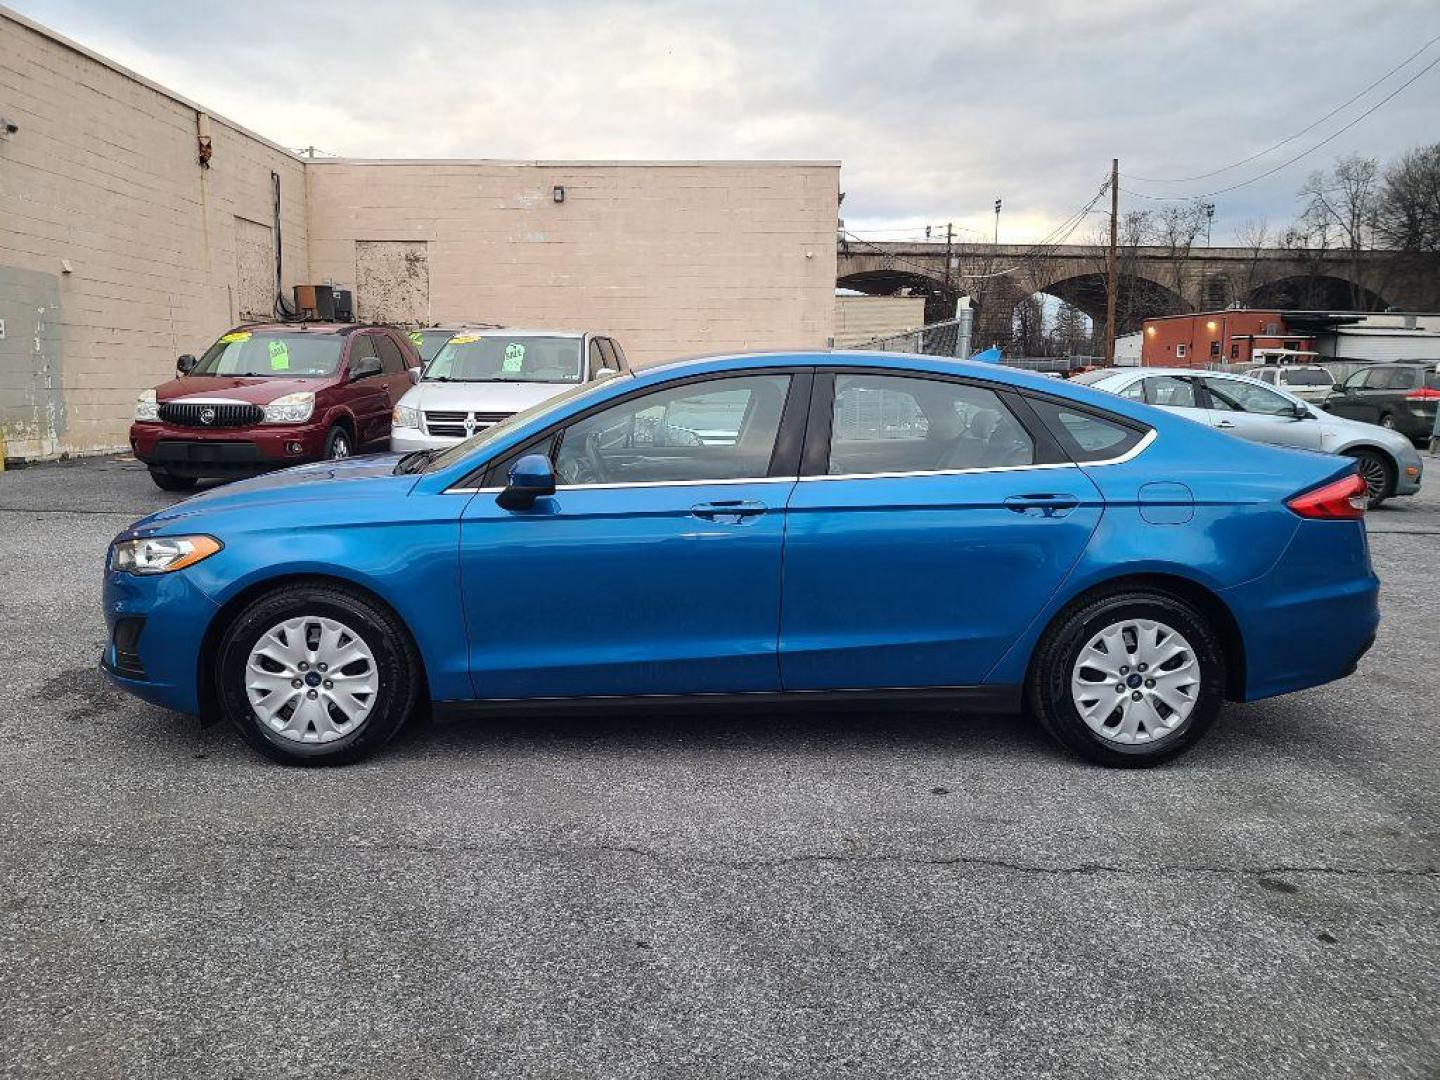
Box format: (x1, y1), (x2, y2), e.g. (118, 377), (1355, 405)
(394, 448), (441, 475)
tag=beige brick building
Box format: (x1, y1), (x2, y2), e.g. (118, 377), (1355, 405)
(0, 6), (839, 461)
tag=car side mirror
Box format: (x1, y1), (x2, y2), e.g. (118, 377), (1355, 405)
(1291, 403), (1312, 420)
(176, 354), (197, 375)
(408, 366), (422, 385)
(350, 356), (382, 381)
(497, 453), (556, 510)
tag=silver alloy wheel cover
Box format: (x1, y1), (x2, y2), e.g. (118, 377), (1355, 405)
(1070, 618), (1199, 745)
(245, 616), (378, 743)
(331, 433), (349, 459)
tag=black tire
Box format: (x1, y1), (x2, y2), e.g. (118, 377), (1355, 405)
(215, 583), (421, 766)
(324, 425), (353, 460)
(148, 468), (197, 492)
(1343, 447), (1394, 508)
(1379, 413), (1396, 430)
(1026, 589), (1226, 768)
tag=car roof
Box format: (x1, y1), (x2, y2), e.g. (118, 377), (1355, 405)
(231, 321), (367, 334)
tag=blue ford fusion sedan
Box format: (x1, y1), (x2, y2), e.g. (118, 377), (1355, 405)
(102, 351), (1378, 767)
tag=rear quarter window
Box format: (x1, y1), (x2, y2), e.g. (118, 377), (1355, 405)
(1025, 396), (1148, 463)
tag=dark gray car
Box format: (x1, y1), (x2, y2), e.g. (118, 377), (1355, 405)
(1323, 362), (1440, 443)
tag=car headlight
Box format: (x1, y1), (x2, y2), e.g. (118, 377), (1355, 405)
(110, 535), (222, 575)
(392, 404), (421, 430)
(262, 391), (315, 424)
(134, 389), (159, 422)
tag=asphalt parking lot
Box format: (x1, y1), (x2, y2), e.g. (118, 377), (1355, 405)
(1, 455), (1438, 1079)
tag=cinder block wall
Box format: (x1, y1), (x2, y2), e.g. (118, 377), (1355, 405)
(833, 295), (926, 347)
(0, 7), (310, 458)
(306, 160), (839, 368)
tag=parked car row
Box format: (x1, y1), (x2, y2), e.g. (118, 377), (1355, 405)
(130, 322), (628, 489)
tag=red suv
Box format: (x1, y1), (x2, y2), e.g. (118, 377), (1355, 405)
(130, 323), (421, 490)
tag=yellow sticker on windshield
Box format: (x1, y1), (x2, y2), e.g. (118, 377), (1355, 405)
(268, 340), (290, 370)
(408, 331), (424, 347)
(219, 331), (251, 344)
(449, 334), (482, 345)
(502, 342), (525, 372)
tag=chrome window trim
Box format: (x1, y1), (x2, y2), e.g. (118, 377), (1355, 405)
(440, 430), (1155, 494)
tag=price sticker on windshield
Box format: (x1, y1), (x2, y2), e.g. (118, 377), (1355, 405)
(268, 340), (290, 370)
(219, 331), (251, 344)
(449, 334), (482, 345)
(408, 331), (424, 348)
(502, 342), (525, 372)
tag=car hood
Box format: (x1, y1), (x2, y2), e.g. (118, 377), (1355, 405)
(128, 455), (416, 533)
(398, 380), (575, 414)
(154, 375), (327, 404)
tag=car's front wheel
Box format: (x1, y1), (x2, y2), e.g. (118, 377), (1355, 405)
(1027, 589), (1226, 767)
(148, 468), (196, 492)
(216, 583), (420, 765)
(324, 425), (353, 460)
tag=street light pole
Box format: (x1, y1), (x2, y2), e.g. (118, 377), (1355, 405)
(993, 198), (1002, 245)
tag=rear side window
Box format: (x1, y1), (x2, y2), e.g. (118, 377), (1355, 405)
(1384, 367), (1418, 390)
(1026, 397), (1146, 463)
(828, 374), (1035, 474)
(1142, 376), (1199, 408)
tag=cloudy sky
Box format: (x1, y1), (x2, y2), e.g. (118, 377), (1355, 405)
(18, 0), (1440, 244)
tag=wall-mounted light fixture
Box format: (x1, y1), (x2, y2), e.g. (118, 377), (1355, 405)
(553, 185), (565, 204)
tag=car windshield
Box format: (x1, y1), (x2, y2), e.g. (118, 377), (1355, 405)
(420, 380), (607, 474)
(408, 330), (462, 363)
(190, 331), (343, 378)
(424, 335), (583, 384)
(1284, 368), (1333, 386)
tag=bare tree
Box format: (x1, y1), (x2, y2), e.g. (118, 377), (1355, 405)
(1152, 201), (1208, 298)
(1234, 217), (1271, 304)
(1296, 155), (1386, 308)
(1376, 143), (1440, 252)
(1012, 295), (1046, 357)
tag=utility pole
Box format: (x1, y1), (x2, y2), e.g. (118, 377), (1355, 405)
(944, 221), (954, 295)
(1105, 158), (1118, 366)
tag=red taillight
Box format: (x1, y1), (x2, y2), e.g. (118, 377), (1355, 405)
(1405, 387), (1440, 401)
(1286, 473), (1369, 520)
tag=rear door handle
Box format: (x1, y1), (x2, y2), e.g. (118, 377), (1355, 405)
(1004, 493), (1079, 518)
(691, 499), (767, 524)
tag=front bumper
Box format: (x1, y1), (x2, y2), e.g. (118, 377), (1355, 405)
(390, 429), (462, 452)
(1394, 443), (1424, 496)
(130, 421), (328, 476)
(100, 559), (219, 714)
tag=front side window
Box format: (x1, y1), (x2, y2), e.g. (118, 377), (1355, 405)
(190, 331), (344, 379)
(348, 333), (380, 375)
(1204, 378), (1294, 416)
(828, 374), (1034, 475)
(426, 335), (584, 384)
(374, 334), (407, 374)
(553, 374), (792, 486)
(1143, 376), (1199, 408)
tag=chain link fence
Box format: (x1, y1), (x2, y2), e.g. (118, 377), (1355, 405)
(849, 318), (1093, 375)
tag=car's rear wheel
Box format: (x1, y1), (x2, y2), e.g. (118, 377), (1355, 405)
(148, 468), (196, 492)
(216, 583), (420, 765)
(325, 425), (352, 460)
(1343, 447), (1394, 507)
(1379, 413), (1396, 430)
(1027, 589), (1226, 767)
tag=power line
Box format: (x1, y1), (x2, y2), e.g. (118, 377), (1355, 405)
(1120, 49), (1440, 203)
(1124, 31), (1440, 184)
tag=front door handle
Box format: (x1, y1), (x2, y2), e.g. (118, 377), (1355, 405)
(691, 500), (767, 524)
(1215, 419), (1237, 428)
(1004, 493), (1079, 518)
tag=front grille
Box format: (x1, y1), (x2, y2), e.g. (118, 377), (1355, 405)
(158, 401), (264, 428)
(424, 410), (513, 438)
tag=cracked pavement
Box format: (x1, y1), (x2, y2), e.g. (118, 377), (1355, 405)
(1, 455), (1437, 1079)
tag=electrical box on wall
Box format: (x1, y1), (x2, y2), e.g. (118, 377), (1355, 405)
(293, 284), (354, 322)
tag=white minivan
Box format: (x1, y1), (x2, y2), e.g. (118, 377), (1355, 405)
(390, 330), (629, 451)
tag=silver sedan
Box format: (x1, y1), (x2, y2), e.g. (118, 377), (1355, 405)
(1073, 367), (1423, 506)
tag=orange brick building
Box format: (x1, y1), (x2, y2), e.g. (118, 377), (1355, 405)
(1140, 311), (1317, 367)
